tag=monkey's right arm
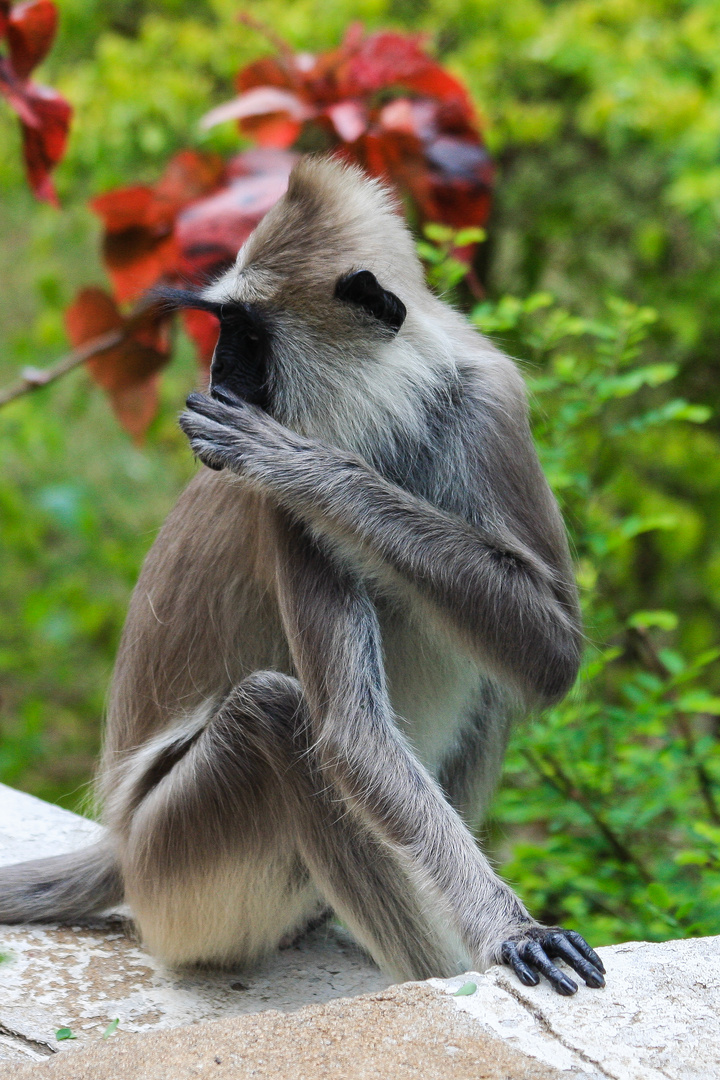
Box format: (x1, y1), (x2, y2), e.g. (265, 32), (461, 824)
(180, 390), (581, 709)
(268, 509), (604, 993)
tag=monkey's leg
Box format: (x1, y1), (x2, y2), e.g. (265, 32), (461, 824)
(107, 673), (324, 968)
(109, 671), (456, 977)
(273, 518), (604, 991)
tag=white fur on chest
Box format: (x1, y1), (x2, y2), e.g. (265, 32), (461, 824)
(381, 610), (483, 776)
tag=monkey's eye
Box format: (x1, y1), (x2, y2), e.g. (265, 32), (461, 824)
(334, 270), (406, 334)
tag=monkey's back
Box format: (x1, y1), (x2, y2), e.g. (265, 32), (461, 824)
(104, 469), (293, 759)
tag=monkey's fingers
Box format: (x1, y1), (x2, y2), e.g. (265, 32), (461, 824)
(544, 931), (605, 988)
(519, 940), (579, 995)
(500, 941), (540, 987)
(184, 435), (229, 472)
(178, 408), (239, 471)
(186, 391), (253, 428)
(563, 929), (606, 975)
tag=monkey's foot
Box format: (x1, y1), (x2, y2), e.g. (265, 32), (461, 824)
(500, 927), (605, 995)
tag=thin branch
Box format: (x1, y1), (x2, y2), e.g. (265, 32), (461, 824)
(0, 329), (123, 409)
(522, 747), (653, 884)
(628, 626), (720, 826)
(237, 12), (296, 68)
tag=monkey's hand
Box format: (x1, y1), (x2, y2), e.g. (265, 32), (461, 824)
(500, 927), (605, 995)
(179, 390), (349, 492)
(179, 391), (325, 482)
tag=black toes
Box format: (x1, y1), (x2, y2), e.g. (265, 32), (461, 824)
(564, 929), (606, 975)
(545, 932), (605, 988)
(501, 927), (605, 994)
(521, 940), (578, 995)
(501, 941), (540, 986)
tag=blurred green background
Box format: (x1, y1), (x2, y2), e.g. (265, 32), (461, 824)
(1, 0), (719, 945)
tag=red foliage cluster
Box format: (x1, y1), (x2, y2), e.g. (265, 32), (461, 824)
(66, 148), (297, 434)
(206, 25), (493, 230)
(0, 0), (72, 204)
(67, 25), (493, 438)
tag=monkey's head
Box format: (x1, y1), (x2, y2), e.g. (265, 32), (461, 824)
(160, 156), (454, 453)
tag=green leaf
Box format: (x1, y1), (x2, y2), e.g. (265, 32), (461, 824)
(453, 981), (477, 996)
(453, 227), (486, 246)
(102, 1018), (120, 1039)
(55, 1028), (76, 1041)
(415, 241), (443, 264)
(627, 611), (678, 632)
(677, 693), (720, 715)
(647, 883), (672, 909)
(423, 223), (454, 243)
(619, 514), (678, 539)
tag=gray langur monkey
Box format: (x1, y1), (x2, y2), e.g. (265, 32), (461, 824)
(0, 156), (605, 995)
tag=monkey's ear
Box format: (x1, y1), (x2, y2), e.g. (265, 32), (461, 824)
(335, 270), (406, 334)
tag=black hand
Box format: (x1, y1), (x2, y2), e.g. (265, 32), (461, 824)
(501, 927), (605, 995)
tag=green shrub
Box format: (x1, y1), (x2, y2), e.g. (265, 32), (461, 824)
(1, 0), (718, 941)
(473, 292), (720, 942)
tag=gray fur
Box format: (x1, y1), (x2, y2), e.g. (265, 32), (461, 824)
(0, 157), (585, 983)
(0, 842), (121, 924)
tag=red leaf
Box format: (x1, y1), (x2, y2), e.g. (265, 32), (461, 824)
(107, 376), (161, 442)
(235, 54), (296, 94)
(201, 87), (310, 150)
(19, 81), (71, 204)
(6, 0), (58, 79)
(337, 29), (472, 115)
(90, 151), (224, 303)
(103, 232), (179, 306)
(181, 308), (218, 372)
(237, 113), (302, 150)
(65, 286), (170, 389)
(176, 160), (294, 280)
(0, 54), (38, 124)
(91, 186), (155, 233)
(201, 86), (311, 130)
(348, 129), (424, 187)
(65, 287), (170, 438)
(149, 149), (225, 226)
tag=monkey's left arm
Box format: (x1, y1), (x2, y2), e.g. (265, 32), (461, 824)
(180, 391), (581, 709)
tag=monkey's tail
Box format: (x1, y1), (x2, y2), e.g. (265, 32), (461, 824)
(0, 841), (123, 924)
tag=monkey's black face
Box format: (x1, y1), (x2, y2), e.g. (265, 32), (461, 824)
(153, 287), (270, 410)
(209, 303), (270, 410)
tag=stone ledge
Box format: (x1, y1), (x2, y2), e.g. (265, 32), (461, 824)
(1, 784), (716, 1079)
(0, 982), (567, 1080)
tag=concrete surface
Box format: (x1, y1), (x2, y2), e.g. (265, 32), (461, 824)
(1, 784), (718, 1079)
(434, 935), (720, 1079)
(0, 982), (568, 1080)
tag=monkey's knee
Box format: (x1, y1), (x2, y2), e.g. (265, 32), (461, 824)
(218, 670), (307, 759)
(225, 670), (303, 719)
